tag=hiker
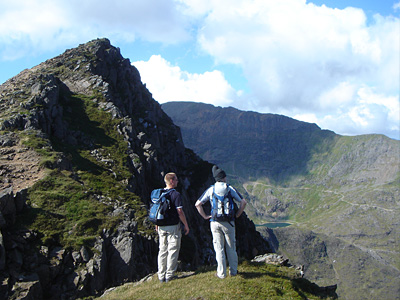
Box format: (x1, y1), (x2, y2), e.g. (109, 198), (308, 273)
(195, 165), (247, 279)
(156, 172), (189, 283)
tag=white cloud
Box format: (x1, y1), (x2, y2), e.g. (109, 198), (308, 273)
(196, 0), (397, 98)
(0, 0), (192, 60)
(318, 82), (356, 109)
(0, 0), (71, 59)
(293, 113), (319, 124)
(297, 86), (400, 138)
(133, 55), (238, 106)
(357, 86), (399, 126)
(187, 0), (399, 138)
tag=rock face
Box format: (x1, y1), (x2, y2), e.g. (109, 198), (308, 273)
(162, 101), (335, 181)
(162, 101), (400, 300)
(0, 39), (270, 299)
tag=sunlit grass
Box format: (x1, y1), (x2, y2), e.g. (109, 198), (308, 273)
(99, 261), (336, 300)
(13, 91), (149, 251)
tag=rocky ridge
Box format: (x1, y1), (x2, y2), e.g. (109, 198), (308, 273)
(0, 39), (270, 299)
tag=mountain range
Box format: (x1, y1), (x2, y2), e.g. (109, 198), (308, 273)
(162, 101), (400, 300)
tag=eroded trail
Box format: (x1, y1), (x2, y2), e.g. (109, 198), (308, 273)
(0, 136), (46, 193)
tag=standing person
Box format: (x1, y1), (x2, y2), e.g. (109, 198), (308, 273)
(195, 165), (247, 279)
(156, 172), (190, 283)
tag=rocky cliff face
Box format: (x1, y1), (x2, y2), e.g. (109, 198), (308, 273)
(0, 39), (270, 299)
(162, 101), (336, 181)
(162, 101), (400, 300)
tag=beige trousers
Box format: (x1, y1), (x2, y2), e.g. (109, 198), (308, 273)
(157, 224), (182, 281)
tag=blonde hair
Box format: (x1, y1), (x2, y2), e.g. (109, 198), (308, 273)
(164, 172), (177, 184)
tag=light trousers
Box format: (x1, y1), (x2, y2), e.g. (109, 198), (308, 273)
(157, 224), (182, 281)
(211, 221), (238, 278)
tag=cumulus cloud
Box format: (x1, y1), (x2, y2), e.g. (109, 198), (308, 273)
(0, 0), (191, 59)
(194, 0), (397, 101)
(133, 55), (239, 106)
(0, 1), (70, 59)
(305, 86), (399, 138)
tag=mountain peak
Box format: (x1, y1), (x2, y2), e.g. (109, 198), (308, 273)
(0, 39), (271, 299)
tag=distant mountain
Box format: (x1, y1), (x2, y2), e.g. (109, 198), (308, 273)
(162, 101), (336, 181)
(162, 101), (400, 300)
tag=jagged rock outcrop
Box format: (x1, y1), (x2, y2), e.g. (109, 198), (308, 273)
(0, 39), (271, 299)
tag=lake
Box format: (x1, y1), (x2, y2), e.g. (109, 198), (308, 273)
(256, 222), (291, 229)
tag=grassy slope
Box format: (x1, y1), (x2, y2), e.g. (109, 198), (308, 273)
(99, 261), (337, 300)
(13, 92), (149, 251)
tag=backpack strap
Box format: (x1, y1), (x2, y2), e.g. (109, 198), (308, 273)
(160, 188), (174, 208)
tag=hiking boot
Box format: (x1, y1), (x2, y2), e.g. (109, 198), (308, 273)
(165, 276), (177, 282)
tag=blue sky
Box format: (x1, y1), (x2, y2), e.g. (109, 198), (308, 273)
(1, 0), (399, 139)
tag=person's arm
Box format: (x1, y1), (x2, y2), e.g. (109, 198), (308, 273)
(195, 200), (212, 220)
(177, 207), (190, 235)
(235, 198), (247, 218)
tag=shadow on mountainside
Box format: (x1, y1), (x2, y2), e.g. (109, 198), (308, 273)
(161, 101), (337, 183)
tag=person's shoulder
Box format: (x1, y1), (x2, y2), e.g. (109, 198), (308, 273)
(228, 185), (242, 198)
(199, 185), (213, 199)
(207, 185), (216, 194)
(170, 189), (182, 198)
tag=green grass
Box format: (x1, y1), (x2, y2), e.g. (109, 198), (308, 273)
(57, 93), (132, 179)
(11, 91), (150, 251)
(19, 129), (60, 167)
(99, 261), (336, 300)
(17, 170), (124, 249)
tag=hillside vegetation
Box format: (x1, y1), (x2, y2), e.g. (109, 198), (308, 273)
(99, 260), (337, 300)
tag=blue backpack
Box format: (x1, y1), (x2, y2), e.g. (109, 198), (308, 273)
(148, 188), (175, 225)
(211, 185), (236, 223)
